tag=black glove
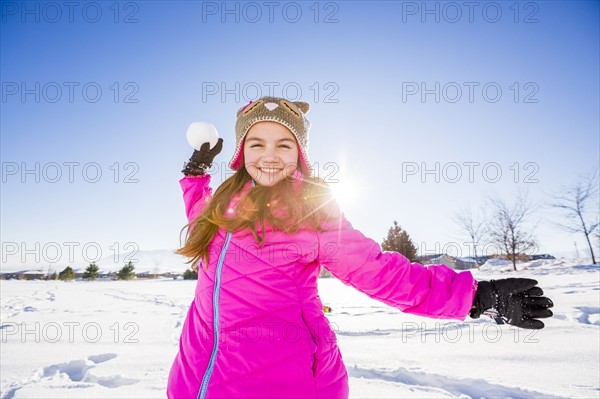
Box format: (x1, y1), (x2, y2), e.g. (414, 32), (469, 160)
(181, 139), (223, 176)
(470, 278), (554, 329)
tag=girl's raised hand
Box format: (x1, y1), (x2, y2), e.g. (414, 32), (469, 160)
(181, 139), (224, 176)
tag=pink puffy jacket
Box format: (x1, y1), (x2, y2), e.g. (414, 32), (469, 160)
(167, 174), (478, 399)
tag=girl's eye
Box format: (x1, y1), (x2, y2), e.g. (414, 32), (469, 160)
(249, 144), (290, 149)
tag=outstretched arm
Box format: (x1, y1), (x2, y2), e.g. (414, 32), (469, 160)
(316, 204), (553, 328)
(316, 208), (477, 320)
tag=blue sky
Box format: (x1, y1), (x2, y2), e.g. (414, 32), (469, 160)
(1, 0), (599, 270)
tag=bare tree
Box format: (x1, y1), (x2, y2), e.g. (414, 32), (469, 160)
(487, 191), (538, 271)
(550, 168), (599, 264)
(452, 206), (486, 268)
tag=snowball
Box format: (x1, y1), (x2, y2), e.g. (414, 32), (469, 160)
(186, 122), (219, 150)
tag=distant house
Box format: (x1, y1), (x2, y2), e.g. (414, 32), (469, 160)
(475, 255), (493, 264)
(72, 269), (86, 279)
(25, 270), (46, 280)
(455, 257), (479, 269)
(4, 269), (47, 280)
(97, 271), (116, 280)
(136, 271), (158, 279)
(529, 254), (556, 260)
(0, 270), (29, 280)
(417, 254), (477, 270)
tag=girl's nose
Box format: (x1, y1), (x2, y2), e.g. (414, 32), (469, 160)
(262, 146), (278, 161)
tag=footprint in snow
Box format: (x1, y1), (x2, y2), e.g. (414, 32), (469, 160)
(39, 353), (139, 388)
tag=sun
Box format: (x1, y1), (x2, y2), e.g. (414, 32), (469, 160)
(314, 159), (361, 213)
(329, 177), (358, 212)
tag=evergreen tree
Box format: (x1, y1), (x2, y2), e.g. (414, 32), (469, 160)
(183, 268), (198, 280)
(117, 261), (136, 280)
(58, 266), (75, 281)
(83, 263), (99, 280)
(382, 220), (418, 262)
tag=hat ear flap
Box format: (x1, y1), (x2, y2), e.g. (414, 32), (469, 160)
(295, 101), (310, 114)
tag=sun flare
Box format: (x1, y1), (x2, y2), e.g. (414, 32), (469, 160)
(329, 177), (358, 212)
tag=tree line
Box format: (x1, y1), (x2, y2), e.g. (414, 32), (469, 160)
(51, 261), (137, 281)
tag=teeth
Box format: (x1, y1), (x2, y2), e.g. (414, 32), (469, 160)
(260, 168), (282, 173)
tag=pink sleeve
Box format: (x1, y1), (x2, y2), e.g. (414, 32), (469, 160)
(179, 174), (213, 223)
(316, 209), (477, 320)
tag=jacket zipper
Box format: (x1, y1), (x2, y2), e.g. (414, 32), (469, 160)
(197, 180), (253, 399)
(197, 230), (233, 399)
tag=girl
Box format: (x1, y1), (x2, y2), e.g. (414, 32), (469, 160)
(167, 96), (553, 399)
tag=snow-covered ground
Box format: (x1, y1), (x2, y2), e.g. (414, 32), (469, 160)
(1, 259), (598, 399)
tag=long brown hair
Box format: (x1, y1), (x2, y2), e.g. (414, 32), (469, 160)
(176, 167), (337, 271)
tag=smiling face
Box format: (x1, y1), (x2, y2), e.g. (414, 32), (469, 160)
(243, 121), (300, 187)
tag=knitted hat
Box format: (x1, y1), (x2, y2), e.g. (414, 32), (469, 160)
(229, 96), (312, 176)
